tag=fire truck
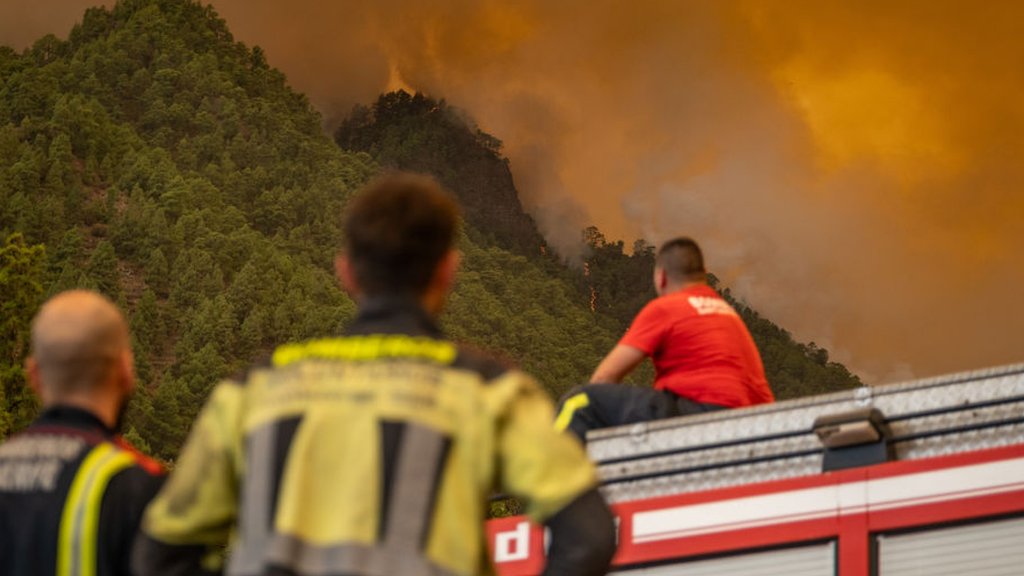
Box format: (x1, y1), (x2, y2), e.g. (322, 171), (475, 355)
(488, 363), (1024, 575)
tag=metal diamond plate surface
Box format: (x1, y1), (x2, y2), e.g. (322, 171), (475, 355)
(591, 363), (1024, 504)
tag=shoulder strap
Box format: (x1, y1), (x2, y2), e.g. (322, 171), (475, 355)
(57, 442), (136, 576)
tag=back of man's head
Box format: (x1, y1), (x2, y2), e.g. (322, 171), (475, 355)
(29, 290), (130, 399)
(656, 237), (707, 284)
(343, 173), (460, 297)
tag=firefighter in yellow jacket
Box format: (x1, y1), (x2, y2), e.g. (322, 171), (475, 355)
(133, 174), (616, 576)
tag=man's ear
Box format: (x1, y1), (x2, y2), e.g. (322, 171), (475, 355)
(25, 356), (44, 401)
(422, 250), (461, 316)
(117, 349), (135, 395)
(335, 254), (362, 300)
(655, 267), (668, 293)
(437, 250), (460, 294)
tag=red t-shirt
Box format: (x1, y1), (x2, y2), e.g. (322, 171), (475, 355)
(620, 284), (774, 407)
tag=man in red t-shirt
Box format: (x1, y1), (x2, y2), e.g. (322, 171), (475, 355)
(555, 237), (774, 441)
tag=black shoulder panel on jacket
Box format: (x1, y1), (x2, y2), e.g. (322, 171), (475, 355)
(451, 344), (513, 382)
(229, 353), (273, 385)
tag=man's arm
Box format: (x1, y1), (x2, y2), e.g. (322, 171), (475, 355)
(590, 344), (646, 383)
(542, 489), (616, 576)
(104, 465), (165, 576)
(495, 373), (617, 575)
(132, 383), (243, 576)
(738, 324), (775, 404)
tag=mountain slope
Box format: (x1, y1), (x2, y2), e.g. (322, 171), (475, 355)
(0, 0), (618, 458)
(1, 0), (857, 459)
(336, 92), (548, 258)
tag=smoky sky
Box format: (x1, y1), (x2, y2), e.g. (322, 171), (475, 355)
(3, 0), (1023, 383)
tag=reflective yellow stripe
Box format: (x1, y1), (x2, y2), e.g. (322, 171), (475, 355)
(554, 393), (590, 432)
(58, 445), (109, 576)
(80, 450), (134, 576)
(273, 335), (457, 367)
(57, 443), (135, 576)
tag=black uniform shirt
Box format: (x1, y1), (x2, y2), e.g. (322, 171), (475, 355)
(0, 406), (165, 576)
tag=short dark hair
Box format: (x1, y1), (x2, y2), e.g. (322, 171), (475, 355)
(343, 173), (460, 296)
(656, 237), (706, 283)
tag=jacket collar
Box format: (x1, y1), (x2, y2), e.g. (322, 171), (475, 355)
(33, 405), (115, 437)
(348, 295), (443, 338)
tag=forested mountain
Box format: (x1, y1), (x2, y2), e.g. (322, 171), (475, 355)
(1, 0), (857, 461)
(0, 0), (617, 459)
(336, 92), (547, 258)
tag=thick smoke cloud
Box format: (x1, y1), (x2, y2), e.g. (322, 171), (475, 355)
(3, 0), (1022, 382)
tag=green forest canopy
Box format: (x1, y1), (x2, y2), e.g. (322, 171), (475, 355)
(0, 0), (859, 462)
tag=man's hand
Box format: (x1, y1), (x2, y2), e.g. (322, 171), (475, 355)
(590, 345), (646, 384)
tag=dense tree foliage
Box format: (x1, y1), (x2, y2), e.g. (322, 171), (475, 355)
(0, 234), (45, 437)
(336, 91), (548, 257)
(0, 0), (372, 456)
(1, 0), (857, 461)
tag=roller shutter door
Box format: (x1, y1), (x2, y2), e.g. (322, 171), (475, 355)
(613, 541), (835, 575)
(877, 516), (1024, 576)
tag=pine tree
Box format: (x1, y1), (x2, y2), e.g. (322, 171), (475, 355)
(0, 233), (45, 438)
(86, 240), (122, 300)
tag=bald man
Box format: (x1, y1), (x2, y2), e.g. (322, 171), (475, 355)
(0, 290), (164, 576)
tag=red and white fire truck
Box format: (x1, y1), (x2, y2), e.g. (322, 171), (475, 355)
(488, 363), (1024, 575)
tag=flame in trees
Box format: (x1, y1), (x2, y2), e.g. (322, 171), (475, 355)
(583, 261), (596, 312)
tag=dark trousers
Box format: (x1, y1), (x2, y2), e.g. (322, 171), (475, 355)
(554, 383), (726, 443)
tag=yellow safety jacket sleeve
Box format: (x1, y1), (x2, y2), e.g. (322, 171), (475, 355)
(134, 381), (244, 575)
(490, 372), (598, 523)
